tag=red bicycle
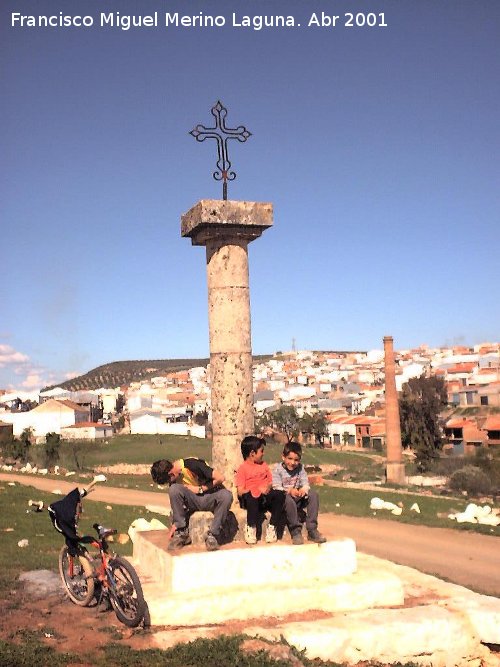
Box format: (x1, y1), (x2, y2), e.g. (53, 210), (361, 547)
(49, 475), (147, 628)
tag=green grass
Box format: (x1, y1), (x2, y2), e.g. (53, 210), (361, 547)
(49, 434), (382, 471)
(318, 485), (500, 535)
(0, 632), (421, 667)
(0, 632), (75, 666)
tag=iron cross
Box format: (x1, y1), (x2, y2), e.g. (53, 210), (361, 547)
(189, 101), (252, 200)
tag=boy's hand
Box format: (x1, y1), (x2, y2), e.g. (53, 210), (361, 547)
(259, 484), (272, 495)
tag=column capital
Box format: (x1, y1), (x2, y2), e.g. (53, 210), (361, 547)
(181, 199), (273, 247)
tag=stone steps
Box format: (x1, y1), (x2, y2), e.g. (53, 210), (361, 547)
(136, 561), (404, 626)
(130, 527), (500, 666)
(132, 529), (405, 626)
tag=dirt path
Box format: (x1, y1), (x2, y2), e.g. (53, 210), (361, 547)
(2, 473), (499, 597)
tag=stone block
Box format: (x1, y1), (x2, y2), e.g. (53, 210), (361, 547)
(181, 200), (273, 246)
(444, 593), (500, 645)
(188, 511), (239, 545)
(140, 567), (404, 627)
(261, 606), (481, 667)
(134, 532), (357, 593)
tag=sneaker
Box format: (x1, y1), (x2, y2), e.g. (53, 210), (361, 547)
(265, 524), (277, 543)
(244, 524), (257, 544)
(291, 529), (304, 545)
(307, 529), (327, 544)
(205, 532), (219, 551)
(168, 529), (191, 550)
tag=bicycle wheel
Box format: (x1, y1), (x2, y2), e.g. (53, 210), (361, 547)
(107, 556), (145, 627)
(58, 545), (95, 606)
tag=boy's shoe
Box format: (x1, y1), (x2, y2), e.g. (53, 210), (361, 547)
(205, 531), (220, 552)
(291, 529), (304, 545)
(168, 528), (191, 550)
(307, 529), (327, 544)
(265, 524), (277, 543)
(244, 524), (257, 544)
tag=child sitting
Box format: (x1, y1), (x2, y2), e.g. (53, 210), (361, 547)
(235, 435), (285, 544)
(272, 441), (326, 545)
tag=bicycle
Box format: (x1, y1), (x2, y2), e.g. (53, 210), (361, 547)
(48, 475), (148, 628)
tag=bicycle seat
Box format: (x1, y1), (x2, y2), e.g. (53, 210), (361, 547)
(93, 523), (117, 539)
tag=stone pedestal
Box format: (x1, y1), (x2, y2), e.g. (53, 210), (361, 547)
(383, 336), (405, 484)
(181, 200), (273, 490)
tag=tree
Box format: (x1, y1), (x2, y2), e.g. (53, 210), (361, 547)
(299, 412), (328, 447)
(44, 432), (61, 468)
(399, 375), (447, 472)
(194, 410), (208, 426)
(342, 431), (350, 448)
(18, 427), (33, 463)
(265, 405), (300, 442)
(115, 394), (125, 414)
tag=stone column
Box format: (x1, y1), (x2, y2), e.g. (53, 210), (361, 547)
(383, 335), (406, 484)
(181, 200), (273, 491)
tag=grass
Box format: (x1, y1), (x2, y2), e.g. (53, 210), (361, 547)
(26, 433), (383, 471)
(0, 632), (75, 666)
(317, 485), (499, 535)
(25, 433), (386, 471)
(0, 632), (422, 667)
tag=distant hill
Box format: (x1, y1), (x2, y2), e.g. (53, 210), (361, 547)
(42, 355), (273, 392)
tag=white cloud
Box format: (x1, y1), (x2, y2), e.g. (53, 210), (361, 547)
(0, 344), (29, 367)
(21, 373), (45, 389)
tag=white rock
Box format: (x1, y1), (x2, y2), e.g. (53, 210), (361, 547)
(18, 539), (29, 548)
(129, 517), (169, 543)
(449, 503), (499, 525)
(370, 497), (401, 513)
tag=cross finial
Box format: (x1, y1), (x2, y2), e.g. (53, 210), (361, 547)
(189, 101), (252, 200)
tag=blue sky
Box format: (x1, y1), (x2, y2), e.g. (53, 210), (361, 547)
(1, 0), (499, 391)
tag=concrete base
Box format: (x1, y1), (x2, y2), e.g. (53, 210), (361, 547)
(133, 530), (358, 592)
(132, 528), (404, 626)
(130, 527), (500, 665)
(138, 566), (404, 627)
(239, 555), (500, 667)
(250, 606), (486, 667)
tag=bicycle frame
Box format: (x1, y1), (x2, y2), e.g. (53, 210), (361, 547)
(78, 525), (116, 595)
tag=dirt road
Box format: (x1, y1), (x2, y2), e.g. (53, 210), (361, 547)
(2, 473), (499, 597)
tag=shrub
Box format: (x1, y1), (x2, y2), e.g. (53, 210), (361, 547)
(44, 432), (61, 468)
(449, 465), (492, 496)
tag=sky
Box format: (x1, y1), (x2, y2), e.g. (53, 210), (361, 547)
(1, 0), (499, 392)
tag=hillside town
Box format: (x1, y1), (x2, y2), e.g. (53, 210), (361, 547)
(1, 342), (499, 453)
